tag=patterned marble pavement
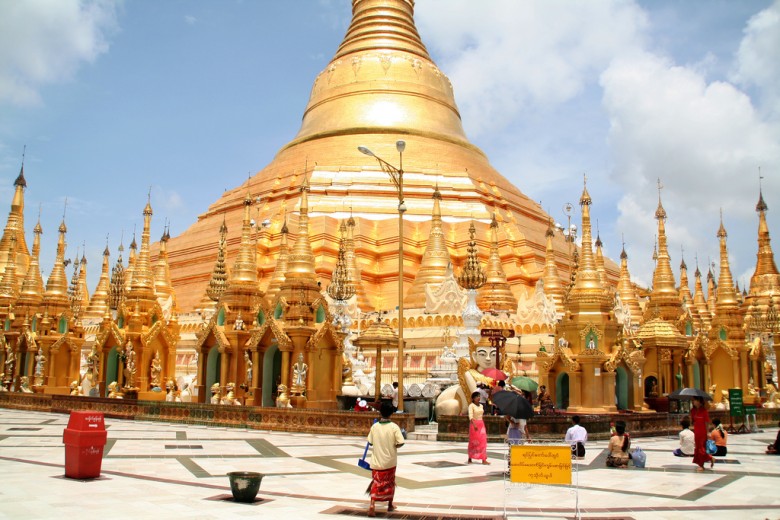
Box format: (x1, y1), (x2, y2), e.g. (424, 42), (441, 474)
(0, 408), (779, 519)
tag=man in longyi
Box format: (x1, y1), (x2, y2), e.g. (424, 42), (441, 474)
(366, 402), (405, 517)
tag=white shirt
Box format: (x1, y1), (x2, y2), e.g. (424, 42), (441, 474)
(679, 428), (695, 455)
(565, 424), (588, 444)
(367, 420), (405, 470)
(392, 388), (398, 408)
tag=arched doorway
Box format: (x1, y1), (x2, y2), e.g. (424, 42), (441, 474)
(262, 342), (281, 407)
(205, 347), (221, 402)
(615, 366), (629, 410)
(555, 372), (569, 410)
(105, 346), (121, 396)
(644, 375), (658, 398)
(691, 359), (701, 389)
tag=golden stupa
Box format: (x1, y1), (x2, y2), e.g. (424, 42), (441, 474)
(164, 0), (580, 315)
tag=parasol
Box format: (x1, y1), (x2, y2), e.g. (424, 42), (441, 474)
(480, 368), (508, 381)
(510, 376), (539, 393)
(667, 387), (712, 401)
(492, 390), (534, 419)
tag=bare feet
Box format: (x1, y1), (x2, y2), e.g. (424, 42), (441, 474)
(696, 466), (704, 472)
(466, 458), (472, 464)
(482, 460), (491, 465)
(710, 459), (715, 469)
(388, 504), (396, 512)
(368, 505), (375, 517)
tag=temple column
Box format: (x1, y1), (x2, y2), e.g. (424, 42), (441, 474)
(195, 347), (206, 403)
(248, 349), (263, 406)
(220, 350), (229, 389)
(280, 350), (291, 387)
(68, 344), (80, 389)
(662, 354), (672, 394)
(602, 370), (617, 411)
(568, 370), (582, 410)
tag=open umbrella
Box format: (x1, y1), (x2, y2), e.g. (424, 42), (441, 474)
(667, 387), (712, 400)
(510, 376), (539, 393)
(480, 368), (508, 381)
(492, 390), (534, 419)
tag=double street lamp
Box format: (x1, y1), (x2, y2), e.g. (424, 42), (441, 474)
(358, 140), (407, 413)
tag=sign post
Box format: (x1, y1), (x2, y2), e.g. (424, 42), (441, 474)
(728, 388), (748, 434)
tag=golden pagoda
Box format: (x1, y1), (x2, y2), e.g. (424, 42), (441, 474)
(0, 162), (30, 283)
(83, 245), (111, 320)
(163, 0), (573, 319)
(477, 213), (517, 313)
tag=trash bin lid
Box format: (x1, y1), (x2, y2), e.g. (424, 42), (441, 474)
(67, 411), (105, 431)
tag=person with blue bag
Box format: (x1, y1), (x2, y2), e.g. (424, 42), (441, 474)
(365, 402), (405, 517)
(709, 418), (728, 456)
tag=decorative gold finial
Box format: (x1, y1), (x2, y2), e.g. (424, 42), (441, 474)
(327, 220), (355, 301)
(458, 221), (486, 290)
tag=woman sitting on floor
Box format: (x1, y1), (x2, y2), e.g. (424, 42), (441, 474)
(606, 420), (630, 468)
(710, 418), (728, 456)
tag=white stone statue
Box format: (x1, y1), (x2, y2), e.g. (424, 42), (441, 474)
(435, 338), (498, 416)
(276, 384), (292, 408)
(210, 383), (222, 404)
(221, 382), (241, 405)
(19, 376), (33, 393)
(34, 350), (46, 387)
(291, 353), (308, 395)
(179, 383), (192, 403)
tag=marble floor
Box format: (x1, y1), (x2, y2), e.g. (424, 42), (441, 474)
(0, 408), (779, 520)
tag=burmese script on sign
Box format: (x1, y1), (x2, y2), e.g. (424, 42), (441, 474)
(510, 445), (572, 485)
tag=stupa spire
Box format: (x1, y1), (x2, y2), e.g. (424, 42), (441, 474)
(477, 213), (517, 312)
(109, 240), (125, 310)
(205, 216), (229, 303)
(265, 217), (290, 305)
(17, 216), (43, 310)
(283, 176), (317, 287)
(693, 261), (712, 329)
(0, 234), (20, 301)
(650, 179), (677, 296)
(76, 251), (90, 313)
(228, 193), (259, 285)
(43, 218), (70, 316)
(715, 212), (739, 309)
(124, 231), (138, 294)
(154, 225), (175, 304)
(127, 196), (156, 302)
(678, 249), (693, 305)
(569, 177), (607, 301)
(542, 219), (565, 313)
(458, 221), (486, 290)
(84, 243), (111, 319)
(345, 212), (372, 311)
(594, 227), (607, 288)
(327, 220), (356, 302)
(617, 243), (643, 327)
(748, 181), (780, 301)
(404, 185), (452, 308)
(0, 153), (31, 281)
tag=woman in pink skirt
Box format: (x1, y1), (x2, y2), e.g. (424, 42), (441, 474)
(467, 391), (490, 464)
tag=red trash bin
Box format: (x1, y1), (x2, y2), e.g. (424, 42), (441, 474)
(63, 411), (107, 479)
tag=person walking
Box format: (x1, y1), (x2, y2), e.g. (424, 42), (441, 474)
(709, 418), (728, 456)
(467, 391), (490, 464)
(366, 402), (406, 517)
(691, 396), (714, 471)
(673, 417), (695, 457)
(565, 415), (588, 458)
(506, 415), (530, 445)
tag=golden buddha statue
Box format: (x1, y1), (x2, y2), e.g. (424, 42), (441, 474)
(210, 383), (222, 404)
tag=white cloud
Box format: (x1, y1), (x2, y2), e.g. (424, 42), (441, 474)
(184, 15), (197, 26)
(731, 0), (780, 117)
(0, 0), (120, 106)
(416, 0), (648, 138)
(602, 49), (780, 285)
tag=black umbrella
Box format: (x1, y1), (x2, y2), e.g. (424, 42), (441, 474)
(492, 390), (534, 419)
(667, 387), (712, 400)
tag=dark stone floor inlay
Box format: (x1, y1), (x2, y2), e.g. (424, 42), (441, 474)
(414, 460), (464, 468)
(165, 445), (203, 449)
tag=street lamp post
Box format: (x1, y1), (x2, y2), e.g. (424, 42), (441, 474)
(358, 141), (407, 413)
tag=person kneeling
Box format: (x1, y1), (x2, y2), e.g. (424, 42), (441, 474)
(606, 421), (630, 468)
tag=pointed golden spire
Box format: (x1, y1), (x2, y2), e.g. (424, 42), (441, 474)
(153, 226), (175, 303)
(542, 219), (565, 313)
(0, 234), (20, 300)
(327, 220), (356, 301)
(0, 156), (31, 281)
(109, 240), (125, 310)
(693, 261), (712, 329)
(678, 250), (693, 305)
(477, 213), (517, 312)
(43, 219), (70, 316)
(645, 179), (684, 322)
(17, 216), (43, 310)
(124, 232), (138, 294)
(594, 228), (607, 288)
(84, 244), (111, 319)
(617, 244), (643, 326)
(715, 212), (739, 309)
(228, 192), (259, 285)
(77, 251), (90, 313)
(707, 265), (717, 315)
(404, 185), (452, 308)
(283, 176), (318, 287)
(748, 182), (780, 302)
(127, 197), (156, 302)
(458, 221), (486, 290)
(205, 216), (229, 302)
(569, 177), (607, 301)
(344, 212), (372, 310)
(265, 217), (290, 304)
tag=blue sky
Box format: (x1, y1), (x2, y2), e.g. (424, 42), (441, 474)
(0, 0), (778, 297)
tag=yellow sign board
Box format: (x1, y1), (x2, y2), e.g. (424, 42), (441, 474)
(509, 445), (572, 485)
